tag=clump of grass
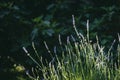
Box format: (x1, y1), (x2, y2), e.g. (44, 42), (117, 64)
(23, 15), (120, 80)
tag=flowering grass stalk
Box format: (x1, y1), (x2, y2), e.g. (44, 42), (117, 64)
(23, 15), (120, 80)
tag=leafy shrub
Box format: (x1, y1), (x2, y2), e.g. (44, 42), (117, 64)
(0, 0), (120, 65)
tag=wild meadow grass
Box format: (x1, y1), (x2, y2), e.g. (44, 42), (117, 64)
(23, 15), (120, 80)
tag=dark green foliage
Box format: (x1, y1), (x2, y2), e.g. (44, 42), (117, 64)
(0, 0), (120, 79)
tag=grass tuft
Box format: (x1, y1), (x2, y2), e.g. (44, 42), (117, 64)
(23, 15), (120, 80)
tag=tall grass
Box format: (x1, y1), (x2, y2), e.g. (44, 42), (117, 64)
(23, 15), (120, 80)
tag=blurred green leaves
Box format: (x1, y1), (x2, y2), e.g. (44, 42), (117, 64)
(0, 0), (120, 71)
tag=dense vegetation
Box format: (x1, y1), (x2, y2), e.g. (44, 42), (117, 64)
(23, 17), (120, 80)
(0, 0), (120, 80)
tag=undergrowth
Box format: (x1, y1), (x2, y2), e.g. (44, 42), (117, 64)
(23, 15), (120, 80)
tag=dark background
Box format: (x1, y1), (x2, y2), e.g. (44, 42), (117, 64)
(0, 0), (120, 79)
